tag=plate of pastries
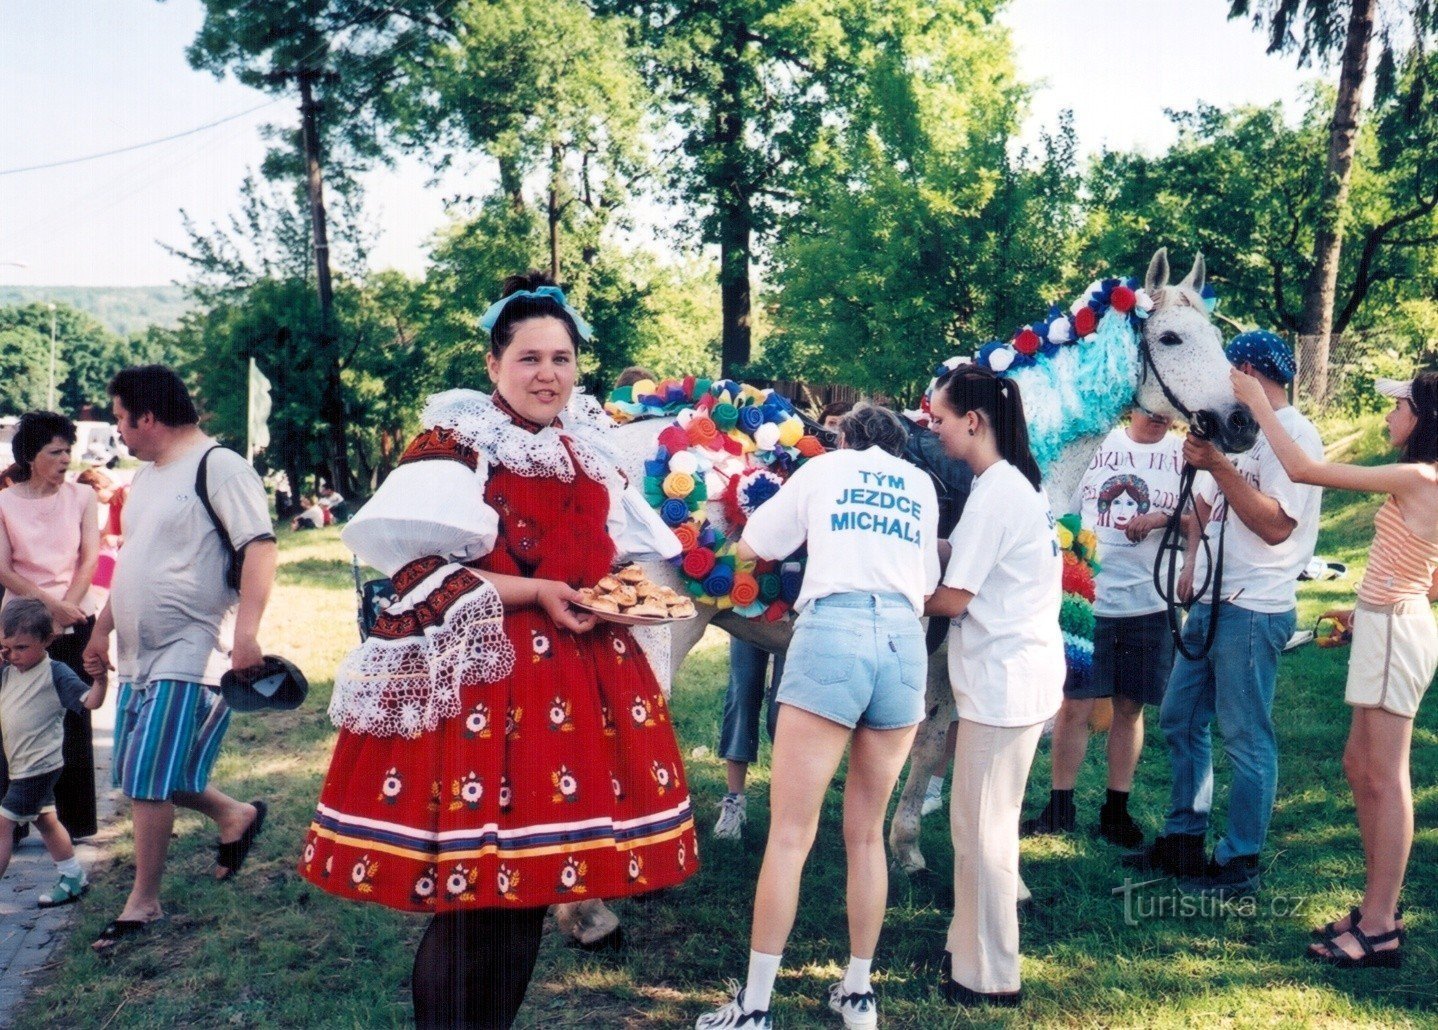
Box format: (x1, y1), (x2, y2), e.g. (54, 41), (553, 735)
(573, 564), (698, 625)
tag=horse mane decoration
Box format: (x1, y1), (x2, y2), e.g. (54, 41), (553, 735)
(910, 273), (1216, 691)
(606, 377), (827, 619)
(913, 275), (1218, 472)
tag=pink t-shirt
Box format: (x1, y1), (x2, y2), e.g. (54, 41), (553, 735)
(0, 481), (95, 613)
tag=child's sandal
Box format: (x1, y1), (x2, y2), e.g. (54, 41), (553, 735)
(37, 873), (88, 909)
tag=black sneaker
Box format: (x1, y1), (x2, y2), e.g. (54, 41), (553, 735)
(1095, 805), (1145, 849)
(1180, 855), (1261, 899)
(1119, 832), (1206, 877)
(1019, 800), (1075, 838)
(940, 977), (1022, 1008)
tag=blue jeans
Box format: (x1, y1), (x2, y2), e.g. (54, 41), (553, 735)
(718, 638), (785, 764)
(1160, 602), (1295, 864)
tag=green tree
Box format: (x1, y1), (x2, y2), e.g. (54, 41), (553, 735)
(1230, 0), (1438, 399)
(177, 0), (456, 491)
(0, 326), (50, 416)
(1084, 83), (1438, 348)
(594, 0), (879, 375)
(758, 4), (1078, 404)
(383, 0), (647, 283)
(0, 303), (130, 417)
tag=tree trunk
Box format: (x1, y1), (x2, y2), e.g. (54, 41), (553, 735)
(716, 12), (752, 378)
(1297, 0), (1374, 404)
(298, 69), (353, 495)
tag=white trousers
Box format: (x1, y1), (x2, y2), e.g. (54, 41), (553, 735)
(946, 717), (1045, 994)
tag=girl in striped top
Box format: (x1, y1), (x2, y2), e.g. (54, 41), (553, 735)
(1231, 369), (1438, 971)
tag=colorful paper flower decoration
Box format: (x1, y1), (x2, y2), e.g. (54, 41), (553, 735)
(609, 377), (825, 619)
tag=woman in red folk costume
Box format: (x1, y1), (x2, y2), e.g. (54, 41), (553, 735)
(301, 272), (697, 1028)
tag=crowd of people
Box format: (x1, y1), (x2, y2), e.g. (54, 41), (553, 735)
(0, 277), (1434, 1028)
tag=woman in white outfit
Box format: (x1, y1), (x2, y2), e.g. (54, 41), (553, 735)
(924, 364), (1064, 1008)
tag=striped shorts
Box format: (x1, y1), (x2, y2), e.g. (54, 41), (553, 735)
(112, 680), (232, 801)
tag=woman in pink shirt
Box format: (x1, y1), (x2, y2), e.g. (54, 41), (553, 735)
(0, 412), (100, 838)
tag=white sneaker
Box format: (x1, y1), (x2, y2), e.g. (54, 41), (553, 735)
(828, 982), (878, 1029)
(920, 781), (943, 817)
(713, 793), (747, 840)
(696, 982), (772, 1028)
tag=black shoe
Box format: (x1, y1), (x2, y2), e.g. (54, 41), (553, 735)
(1180, 855), (1261, 899)
(1095, 805), (1145, 849)
(1020, 800), (1075, 838)
(940, 977), (1022, 1008)
(1120, 832), (1205, 877)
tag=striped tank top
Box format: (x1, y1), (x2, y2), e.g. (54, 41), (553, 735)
(1356, 496), (1438, 604)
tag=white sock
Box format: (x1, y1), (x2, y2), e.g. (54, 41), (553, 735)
(744, 950), (782, 1012)
(926, 775), (944, 795)
(55, 857), (83, 879)
(843, 956), (872, 995)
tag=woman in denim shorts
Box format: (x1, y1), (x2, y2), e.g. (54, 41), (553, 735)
(697, 406), (940, 1030)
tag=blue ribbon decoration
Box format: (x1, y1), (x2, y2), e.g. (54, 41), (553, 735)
(478, 286), (593, 341)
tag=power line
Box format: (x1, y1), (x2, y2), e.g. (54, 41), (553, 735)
(0, 100), (282, 177)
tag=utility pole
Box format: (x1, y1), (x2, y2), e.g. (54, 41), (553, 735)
(47, 303), (57, 411)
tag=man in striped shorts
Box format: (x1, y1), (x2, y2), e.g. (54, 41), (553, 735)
(83, 365), (278, 953)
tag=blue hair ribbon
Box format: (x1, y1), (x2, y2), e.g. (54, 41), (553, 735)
(479, 285), (593, 341)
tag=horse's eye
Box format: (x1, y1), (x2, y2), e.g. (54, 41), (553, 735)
(1159, 331), (1183, 347)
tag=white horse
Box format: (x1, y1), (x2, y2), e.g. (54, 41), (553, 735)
(560, 248), (1254, 942)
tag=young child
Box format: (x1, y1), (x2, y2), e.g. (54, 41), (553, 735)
(0, 598), (105, 906)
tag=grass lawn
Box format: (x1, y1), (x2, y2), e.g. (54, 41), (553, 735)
(16, 416), (1438, 1027)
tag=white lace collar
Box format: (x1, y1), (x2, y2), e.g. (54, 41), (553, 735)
(421, 388), (624, 488)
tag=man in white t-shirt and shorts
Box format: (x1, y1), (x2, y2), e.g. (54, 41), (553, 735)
(82, 365), (278, 953)
(1124, 332), (1322, 899)
(1021, 408), (1184, 848)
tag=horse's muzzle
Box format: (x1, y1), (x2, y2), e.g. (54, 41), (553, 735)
(1191, 403), (1259, 454)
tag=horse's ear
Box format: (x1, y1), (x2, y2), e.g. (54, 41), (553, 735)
(1179, 252), (1206, 293)
(1144, 248), (1170, 295)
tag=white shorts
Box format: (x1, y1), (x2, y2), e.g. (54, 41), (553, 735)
(1345, 598), (1438, 718)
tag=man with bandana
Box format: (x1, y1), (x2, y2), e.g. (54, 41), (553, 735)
(1124, 331), (1322, 899)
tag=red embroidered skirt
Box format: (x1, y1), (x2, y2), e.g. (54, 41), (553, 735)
(301, 605), (698, 912)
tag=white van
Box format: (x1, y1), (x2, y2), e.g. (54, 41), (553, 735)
(75, 420), (128, 466)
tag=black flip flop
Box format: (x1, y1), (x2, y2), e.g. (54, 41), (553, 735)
(92, 916), (163, 955)
(215, 799), (268, 880)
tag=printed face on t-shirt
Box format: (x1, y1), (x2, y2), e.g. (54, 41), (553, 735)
(1095, 475), (1150, 530)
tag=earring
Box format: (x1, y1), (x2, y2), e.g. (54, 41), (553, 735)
(967, 428), (975, 436)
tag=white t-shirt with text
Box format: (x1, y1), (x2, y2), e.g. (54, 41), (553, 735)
(944, 460), (1065, 727)
(741, 447), (940, 614)
(1192, 404), (1323, 613)
(1073, 427), (1185, 618)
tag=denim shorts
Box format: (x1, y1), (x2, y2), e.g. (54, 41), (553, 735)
(0, 768), (62, 824)
(1074, 611), (1176, 705)
(776, 592), (927, 730)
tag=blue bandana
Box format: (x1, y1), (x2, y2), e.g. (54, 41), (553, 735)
(479, 285), (593, 342)
(1225, 330), (1295, 385)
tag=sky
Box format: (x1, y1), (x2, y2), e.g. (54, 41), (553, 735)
(0, 1), (1322, 288)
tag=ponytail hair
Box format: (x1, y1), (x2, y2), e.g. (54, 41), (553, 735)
(1403, 371), (1438, 465)
(934, 364), (1042, 490)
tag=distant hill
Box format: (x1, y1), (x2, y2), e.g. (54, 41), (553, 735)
(0, 285), (191, 337)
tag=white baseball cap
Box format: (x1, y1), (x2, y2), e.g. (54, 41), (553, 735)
(1375, 377), (1413, 400)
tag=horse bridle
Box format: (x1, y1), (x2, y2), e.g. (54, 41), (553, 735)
(1138, 324), (1226, 661)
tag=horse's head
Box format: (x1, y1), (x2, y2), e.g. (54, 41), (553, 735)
(1139, 248), (1259, 454)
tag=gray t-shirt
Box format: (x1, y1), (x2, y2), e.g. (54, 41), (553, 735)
(0, 656), (90, 778)
(113, 439), (274, 686)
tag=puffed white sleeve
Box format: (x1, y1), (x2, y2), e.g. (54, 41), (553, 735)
(607, 479), (682, 563)
(342, 460), (498, 577)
